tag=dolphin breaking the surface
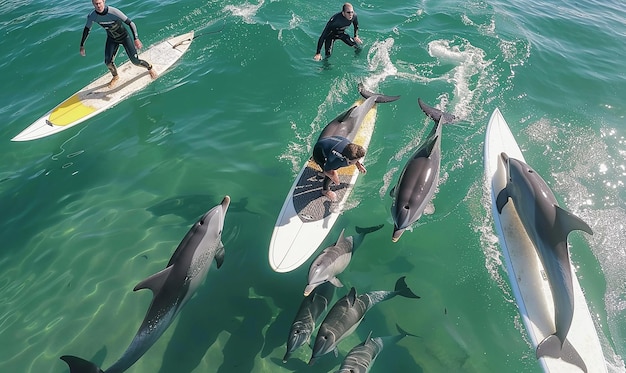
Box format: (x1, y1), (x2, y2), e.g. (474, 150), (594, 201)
(496, 153), (592, 371)
(389, 98), (456, 242)
(61, 196), (231, 373)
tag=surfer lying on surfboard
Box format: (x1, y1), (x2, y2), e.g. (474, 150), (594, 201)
(79, 0), (157, 88)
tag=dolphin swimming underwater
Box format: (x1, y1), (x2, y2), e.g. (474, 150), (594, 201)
(283, 282), (335, 363)
(389, 98), (456, 242)
(495, 153), (593, 371)
(304, 224), (384, 296)
(309, 276), (419, 364)
(336, 324), (417, 373)
(61, 196), (231, 373)
(316, 83), (400, 142)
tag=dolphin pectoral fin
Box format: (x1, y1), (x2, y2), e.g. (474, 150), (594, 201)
(555, 206), (593, 236)
(60, 355), (103, 373)
(329, 277), (343, 288)
(536, 335), (588, 372)
(133, 266), (173, 293)
(495, 188), (510, 214)
(333, 346), (339, 358)
(389, 185), (396, 197)
(215, 243), (225, 269)
(358, 83), (400, 103)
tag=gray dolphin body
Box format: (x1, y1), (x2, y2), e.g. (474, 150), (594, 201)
(336, 325), (416, 373)
(317, 84), (400, 141)
(390, 99), (456, 242)
(495, 154), (593, 370)
(304, 224), (384, 296)
(283, 282), (335, 362)
(309, 277), (419, 364)
(61, 196), (231, 373)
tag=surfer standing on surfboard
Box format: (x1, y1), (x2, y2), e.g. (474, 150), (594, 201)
(313, 3), (362, 61)
(312, 135), (367, 201)
(79, 0), (157, 88)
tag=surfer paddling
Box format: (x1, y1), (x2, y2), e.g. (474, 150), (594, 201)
(312, 136), (366, 201)
(314, 3), (362, 61)
(79, 0), (157, 88)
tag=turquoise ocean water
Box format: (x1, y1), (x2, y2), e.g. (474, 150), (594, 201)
(1, 0), (625, 372)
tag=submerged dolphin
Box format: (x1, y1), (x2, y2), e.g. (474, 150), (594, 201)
(317, 83), (400, 141)
(496, 153), (592, 371)
(61, 196), (231, 373)
(336, 324), (417, 373)
(309, 276), (419, 364)
(304, 224), (384, 296)
(390, 98), (456, 242)
(283, 282), (335, 363)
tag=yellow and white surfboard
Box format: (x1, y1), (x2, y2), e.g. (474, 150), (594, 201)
(12, 31), (194, 141)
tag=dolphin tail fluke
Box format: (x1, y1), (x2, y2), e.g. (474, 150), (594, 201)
(555, 206), (593, 236)
(394, 276), (420, 299)
(536, 335), (588, 372)
(358, 83), (400, 103)
(417, 98), (456, 124)
(60, 355), (103, 373)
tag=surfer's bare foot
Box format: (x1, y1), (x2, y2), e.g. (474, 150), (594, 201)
(149, 68), (158, 79)
(323, 190), (337, 201)
(107, 75), (119, 88)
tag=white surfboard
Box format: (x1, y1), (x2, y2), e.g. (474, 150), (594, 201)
(484, 108), (606, 372)
(11, 31), (195, 142)
(269, 100), (377, 273)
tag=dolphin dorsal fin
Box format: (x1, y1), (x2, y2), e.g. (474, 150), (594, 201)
(365, 331), (373, 343)
(555, 206), (593, 236)
(133, 266), (173, 294)
(336, 229), (347, 243)
(347, 287), (357, 307)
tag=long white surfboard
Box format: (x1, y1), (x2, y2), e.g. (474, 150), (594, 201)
(269, 100), (377, 273)
(12, 31), (194, 141)
(484, 108), (606, 372)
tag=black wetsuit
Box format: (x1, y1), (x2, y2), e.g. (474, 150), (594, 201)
(313, 136), (351, 191)
(80, 6), (152, 77)
(316, 11), (359, 57)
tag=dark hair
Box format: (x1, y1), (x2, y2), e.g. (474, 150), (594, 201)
(342, 143), (365, 160)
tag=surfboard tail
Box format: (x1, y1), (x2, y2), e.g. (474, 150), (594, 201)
(358, 83), (400, 103)
(536, 335), (588, 373)
(60, 355), (103, 373)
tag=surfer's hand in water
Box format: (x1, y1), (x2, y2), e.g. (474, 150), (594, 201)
(313, 53), (322, 61)
(356, 161), (366, 174)
(80, 46), (86, 56)
(354, 36), (362, 44)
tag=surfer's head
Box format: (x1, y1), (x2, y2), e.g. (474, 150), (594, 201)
(92, 0), (106, 13)
(342, 143), (365, 163)
(342, 3), (355, 21)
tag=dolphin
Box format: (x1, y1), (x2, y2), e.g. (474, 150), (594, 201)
(283, 282), (335, 363)
(309, 276), (419, 364)
(495, 153), (592, 371)
(316, 83), (400, 141)
(336, 324), (417, 373)
(390, 98), (456, 242)
(60, 196), (231, 373)
(304, 224), (384, 296)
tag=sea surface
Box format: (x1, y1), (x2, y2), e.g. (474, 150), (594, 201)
(1, 0), (625, 372)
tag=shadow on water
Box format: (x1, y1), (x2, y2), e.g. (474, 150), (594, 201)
(147, 194), (258, 221)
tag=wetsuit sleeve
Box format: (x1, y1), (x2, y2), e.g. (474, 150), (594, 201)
(353, 15), (359, 37)
(125, 19), (139, 40)
(316, 17), (334, 54)
(80, 27), (90, 47)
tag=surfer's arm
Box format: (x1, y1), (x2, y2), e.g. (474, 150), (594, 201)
(352, 15), (361, 43)
(79, 25), (91, 55)
(315, 18), (333, 55)
(355, 160), (366, 174)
